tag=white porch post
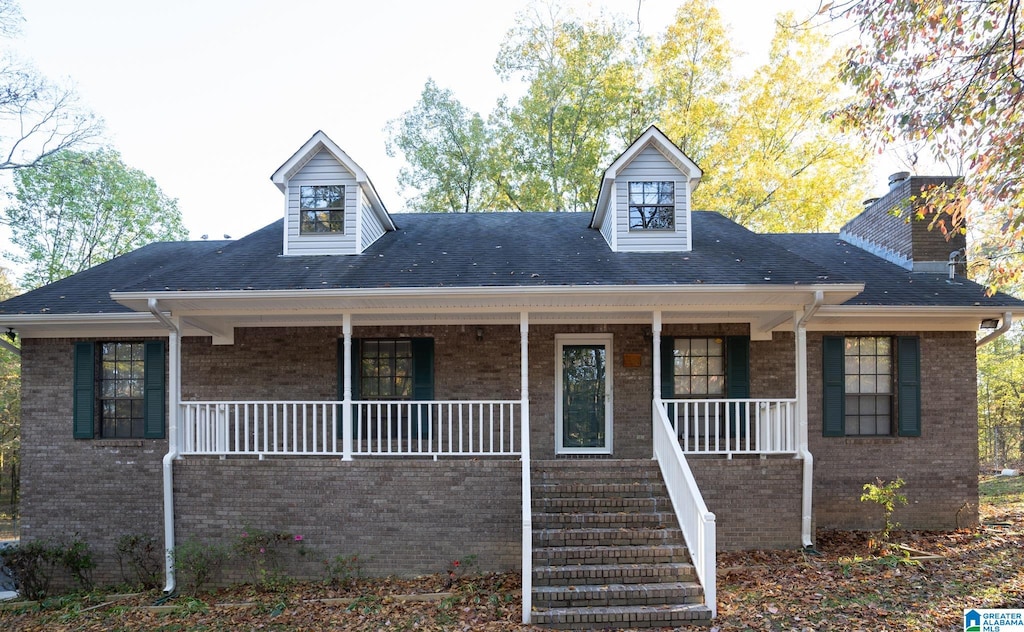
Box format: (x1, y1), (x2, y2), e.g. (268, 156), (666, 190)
(520, 312), (532, 624)
(652, 311), (662, 459)
(342, 314), (353, 461)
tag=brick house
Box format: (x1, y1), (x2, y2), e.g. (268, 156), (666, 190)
(1, 127), (1019, 627)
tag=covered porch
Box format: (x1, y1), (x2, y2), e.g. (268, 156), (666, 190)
(109, 284), (858, 621)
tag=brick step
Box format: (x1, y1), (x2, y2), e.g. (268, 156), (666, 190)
(533, 482), (667, 498)
(534, 544), (691, 566)
(532, 496), (672, 514)
(535, 527), (683, 548)
(531, 603), (713, 629)
(532, 461), (660, 482)
(533, 581), (704, 608)
(532, 562), (698, 586)
(533, 511), (676, 529)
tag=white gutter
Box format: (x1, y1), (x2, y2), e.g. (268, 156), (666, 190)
(977, 312), (1013, 348)
(794, 290), (823, 548)
(148, 298), (179, 595)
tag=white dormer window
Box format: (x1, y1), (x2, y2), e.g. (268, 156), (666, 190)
(628, 181), (675, 231)
(591, 126), (701, 252)
(300, 185), (345, 234)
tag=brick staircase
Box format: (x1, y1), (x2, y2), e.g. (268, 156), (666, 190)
(530, 459), (713, 629)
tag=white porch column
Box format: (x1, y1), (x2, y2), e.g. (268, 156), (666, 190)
(520, 312), (532, 624)
(342, 314), (353, 461)
(652, 311), (662, 459)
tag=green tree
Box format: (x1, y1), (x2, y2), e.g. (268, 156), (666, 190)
(830, 0), (1024, 287)
(3, 148), (188, 289)
(696, 15), (870, 232)
(648, 0), (735, 166)
(978, 327), (1024, 470)
(493, 1), (640, 211)
(385, 79), (497, 213)
(0, 0), (101, 170)
(0, 267), (19, 518)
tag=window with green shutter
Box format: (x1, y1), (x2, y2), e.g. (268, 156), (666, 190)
(821, 335), (920, 437)
(73, 340), (166, 439)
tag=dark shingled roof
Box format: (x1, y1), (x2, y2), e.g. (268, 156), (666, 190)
(1, 211), (1019, 316)
(765, 233), (1023, 308)
(0, 240), (230, 315)
(115, 211), (839, 292)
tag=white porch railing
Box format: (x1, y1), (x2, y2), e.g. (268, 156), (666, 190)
(180, 400), (521, 458)
(661, 398), (798, 456)
(652, 399), (716, 617)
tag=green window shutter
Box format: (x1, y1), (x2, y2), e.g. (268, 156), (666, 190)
(73, 342), (95, 439)
(410, 338), (434, 439)
(726, 336), (751, 436)
(143, 340), (166, 439)
(659, 336), (675, 399)
(411, 338), (434, 400)
(725, 336), (750, 399)
(897, 336), (921, 437)
(822, 336), (846, 437)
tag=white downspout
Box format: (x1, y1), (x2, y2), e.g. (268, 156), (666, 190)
(148, 298), (180, 594)
(977, 312), (1013, 348)
(795, 290), (823, 548)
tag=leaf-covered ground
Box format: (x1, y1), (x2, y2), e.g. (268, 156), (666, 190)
(2, 475), (1022, 631)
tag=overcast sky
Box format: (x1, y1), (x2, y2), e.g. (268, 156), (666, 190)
(10, 0), (845, 251)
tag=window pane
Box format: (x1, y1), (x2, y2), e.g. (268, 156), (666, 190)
(675, 377), (691, 395)
(707, 338), (723, 356)
(692, 376), (708, 395)
(300, 185), (344, 209)
(843, 337), (893, 436)
(708, 375), (725, 395)
(674, 339), (690, 356)
(707, 357), (723, 376)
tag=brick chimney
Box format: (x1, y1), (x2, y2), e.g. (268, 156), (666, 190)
(839, 172), (966, 274)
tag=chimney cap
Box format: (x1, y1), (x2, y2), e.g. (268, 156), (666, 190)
(863, 197), (880, 208)
(888, 171), (911, 188)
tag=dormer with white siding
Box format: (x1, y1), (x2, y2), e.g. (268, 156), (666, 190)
(591, 126), (702, 252)
(271, 131), (396, 256)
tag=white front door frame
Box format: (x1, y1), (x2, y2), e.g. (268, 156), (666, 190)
(555, 333), (614, 455)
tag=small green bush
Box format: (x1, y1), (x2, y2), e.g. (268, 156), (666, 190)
(116, 534), (163, 590)
(1, 537), (95, 600)
(323, 553), (362, 589)
(173, 538), (229, 595)
(861, 477), (908, 551)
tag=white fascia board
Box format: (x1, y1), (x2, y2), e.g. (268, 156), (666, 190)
(110, 284), (863, 316)
(590, 175), (614, 229)
(0, 313), (168, 338)
(807, 305), (1015, 332)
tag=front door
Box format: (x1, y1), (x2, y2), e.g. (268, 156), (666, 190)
(555, 334), (613, 454)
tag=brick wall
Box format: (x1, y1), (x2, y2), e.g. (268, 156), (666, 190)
(689, 457), (803, 550)
(173, 458), (521, 580)
(807, 331), (979, 530)
(19, 337), (166, 587)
